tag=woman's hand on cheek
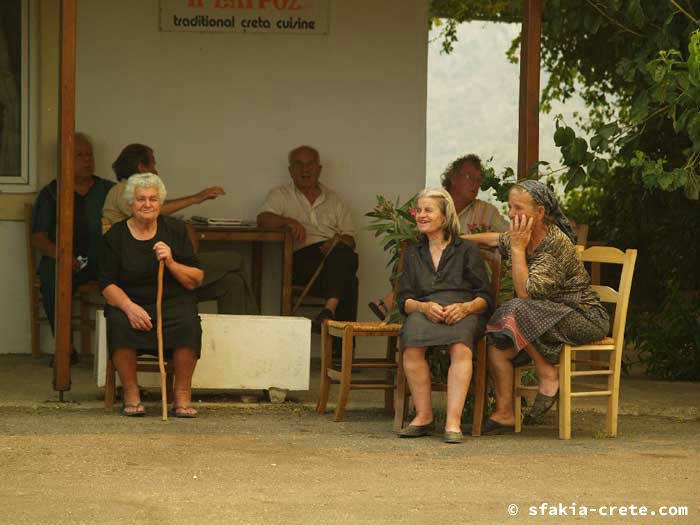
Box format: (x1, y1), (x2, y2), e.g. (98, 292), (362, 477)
(510, 213), (533, 252)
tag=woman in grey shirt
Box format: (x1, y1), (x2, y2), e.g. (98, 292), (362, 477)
(396, 188), (493, 443)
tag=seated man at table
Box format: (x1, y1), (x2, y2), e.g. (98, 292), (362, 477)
(31, 132), (115, 362)
(103, 143), (257, 315)
(257, 145), (358, 333)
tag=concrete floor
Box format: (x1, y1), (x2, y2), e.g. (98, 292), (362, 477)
(1, 353), (699, 524)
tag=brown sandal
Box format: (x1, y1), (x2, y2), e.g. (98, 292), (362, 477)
(523, 390), (559, 425)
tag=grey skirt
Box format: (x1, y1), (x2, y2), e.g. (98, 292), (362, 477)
(400, 291), (487, 349)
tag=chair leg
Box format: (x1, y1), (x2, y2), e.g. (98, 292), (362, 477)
(333, 326), (354, 422)
(166, 365), (174, 405)
(558, 346), (572, 440)
(30, 295), (41, 358)
(80, 296), (91, 356)
(31, 316), (41, 358)
(393, 346), (408, 432)
(316, 322), (333, 414)
(471, 338), (487, 437)
(383, 336), (396, 415)
(105, 354), (116, 410)
(607, 348), (620, 437)
(514, 367), (523, 434)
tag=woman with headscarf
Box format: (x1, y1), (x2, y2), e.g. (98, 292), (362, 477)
(463, 180), (609, 434)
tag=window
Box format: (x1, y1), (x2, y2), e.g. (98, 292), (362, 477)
(0, 0), (37, 191)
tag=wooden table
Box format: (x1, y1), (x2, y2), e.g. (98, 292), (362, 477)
(192, 225), (294, 316)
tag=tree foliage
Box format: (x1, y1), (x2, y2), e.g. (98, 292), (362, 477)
(431, 0), (700, 379)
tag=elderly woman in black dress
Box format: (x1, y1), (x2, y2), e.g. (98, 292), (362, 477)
(99, 173), (204, 417)
(464, 180), (609, 434)
(396, 188), (492, 443)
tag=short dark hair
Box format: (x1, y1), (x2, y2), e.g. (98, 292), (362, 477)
(112, 143), (153, 181)
(440, 154), (483, 191)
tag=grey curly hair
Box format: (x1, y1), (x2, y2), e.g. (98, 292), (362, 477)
(123, 173), (167, 206)
(440, 154), (483, 191)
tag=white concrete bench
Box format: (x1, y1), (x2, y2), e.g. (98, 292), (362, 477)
(93, 311), (311, 393)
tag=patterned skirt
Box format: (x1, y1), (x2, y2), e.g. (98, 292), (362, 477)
(486, 298), (609, 364)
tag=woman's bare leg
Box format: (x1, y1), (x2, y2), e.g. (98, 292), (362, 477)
(402, 346), (433, 425)
(112, 347), (142, 414)
(445, 343), (472, 432)
(487, 345), (519, 425)
(523, 343), (559, 396)
(172, 347), (198, 416)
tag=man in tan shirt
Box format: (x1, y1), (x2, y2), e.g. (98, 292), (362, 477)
(258, 145), (358, 332)
(441, 154), (509, 234)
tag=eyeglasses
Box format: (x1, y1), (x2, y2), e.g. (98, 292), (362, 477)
(290, 160), (319, 170)
(462, 174), (483, 184)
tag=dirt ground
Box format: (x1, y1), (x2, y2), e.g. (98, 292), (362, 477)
(1, 355), (699, 524)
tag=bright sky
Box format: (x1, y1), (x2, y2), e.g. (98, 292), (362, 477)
(426, 21), (587, 205)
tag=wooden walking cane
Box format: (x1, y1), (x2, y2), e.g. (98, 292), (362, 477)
(156, 260), (168, 421)
(292, 236), (340, 314)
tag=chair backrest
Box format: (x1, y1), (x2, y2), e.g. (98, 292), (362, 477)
(574, 223), (589, 248)
(479, 248), (503, 308)
(24, 203), (37, 280)
(577, 246), (637, 351)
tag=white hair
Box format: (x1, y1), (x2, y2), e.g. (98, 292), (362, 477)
(123, 173), (167, 205)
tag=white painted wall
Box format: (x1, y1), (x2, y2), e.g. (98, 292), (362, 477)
(0, 0), (429, 353)
(0, 222), (33, 353)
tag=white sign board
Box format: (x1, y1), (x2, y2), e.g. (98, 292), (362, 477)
(160, 0), (329, 34)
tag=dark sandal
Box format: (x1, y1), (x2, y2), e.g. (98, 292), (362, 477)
(443, 430), (464, 443)
(122, 403), (145, 417)
(312, 308), (335, 334)
(482, 418), (515, 435)
(397, 422), (434, 438)
(368, 299), (388, 321)
(169, 406), (197, 418)
(523, 390), (559, 425)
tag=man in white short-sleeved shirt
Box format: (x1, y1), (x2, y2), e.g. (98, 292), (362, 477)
(258, 145), (358, 332)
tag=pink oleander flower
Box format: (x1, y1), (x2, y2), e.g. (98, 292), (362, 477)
(408, 208), (417, 218)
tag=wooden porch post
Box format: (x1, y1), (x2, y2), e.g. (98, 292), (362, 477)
(517, 0), (542, 180)
(54, 0), (77, 392)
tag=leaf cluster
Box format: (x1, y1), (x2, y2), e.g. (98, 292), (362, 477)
(364, 195), (420, 323)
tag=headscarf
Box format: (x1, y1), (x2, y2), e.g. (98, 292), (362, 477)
(515, 179), (575, 243)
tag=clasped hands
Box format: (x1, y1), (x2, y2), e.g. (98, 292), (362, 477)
(421, 301), (472, 325)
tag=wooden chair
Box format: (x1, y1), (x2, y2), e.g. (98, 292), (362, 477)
(315, 248), (404, 421)
(24, 203), (101, 357)
(104, 354), (174, 409)
(574, 223), (589, 248)
(513, 246), (637, 439)
(393, 248), (503, 436)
